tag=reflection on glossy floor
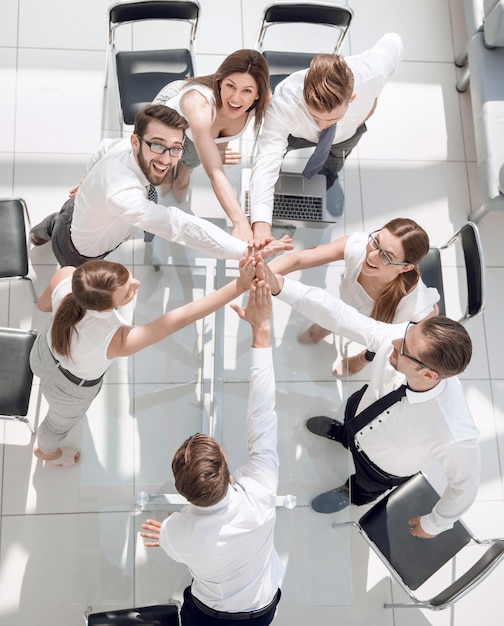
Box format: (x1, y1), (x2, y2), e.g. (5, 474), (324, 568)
(2, 0), (504, 624)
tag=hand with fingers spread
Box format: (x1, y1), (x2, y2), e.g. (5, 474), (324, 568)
(140, 517), (172, 547)
(231, 280), (272, 348)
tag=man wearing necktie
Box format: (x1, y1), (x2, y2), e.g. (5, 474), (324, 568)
(249, 33), (404, 243)
(258, 259), (480, 539)
(30, 105), (292, 267)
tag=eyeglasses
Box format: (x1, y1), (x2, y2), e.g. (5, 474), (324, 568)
(368, 231), (410, 267)
(400, 321), (437, 372)
(137, 135), (184, 157)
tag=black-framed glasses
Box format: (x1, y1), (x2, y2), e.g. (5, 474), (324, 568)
(400, 321), (437, 372)
(368, 231), (410, 267)
(137, 135), (184, 157)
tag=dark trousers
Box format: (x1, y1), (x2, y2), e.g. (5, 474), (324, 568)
(331, 385), (411, 506)
(287, 123), (368, 184)
(180, 587), (281, 626)
(31, 198), (111, 267)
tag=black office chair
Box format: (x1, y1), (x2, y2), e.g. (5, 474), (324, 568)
(0, 327), (38, 435)
(84, 604), (179, 625)
(104, 0), (200, 129)
(419, 221), (485, 321)
(0, 197), (37, 303)
(254, 1), (353, 91)
(338, 472), (504, 610)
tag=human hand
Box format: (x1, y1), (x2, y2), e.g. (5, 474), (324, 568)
(258, 235), (294, 259)
(221, 147), (242, 166)
(140, 518), (167, 547)
(408, 516), (436, 539)
(236, 255), (257, 292)
(232, 220), (254, 243)
(252, 221), (273, 246)
(255, 255), (284, 296)
(230, 280), (272, 346)
(68, 183), (81, 198)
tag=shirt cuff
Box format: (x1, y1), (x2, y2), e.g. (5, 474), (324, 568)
(250, 346), (273, 366)
(250, 204), (273, 226)
(275, 277), (302, 304)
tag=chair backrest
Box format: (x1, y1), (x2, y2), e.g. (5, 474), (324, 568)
(0, 327), (38, 417)
(254, 2), (353, 91)
(419, 248), (446, 316)
(359, 472), (472, 590)
(0, 197), (30, 279)
(105, 0), (200, 127)
(85, 603), (179, 625)
(419, 221), (485, 322)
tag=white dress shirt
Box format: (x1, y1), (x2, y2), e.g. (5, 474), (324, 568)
(340, 232), (440, 320)
(159, 347), (284, 612)
(47, 276), (127, 379)
(249, 33), (404, 225)
(278, 278), (480, 535)
(70, 138), (247, 259)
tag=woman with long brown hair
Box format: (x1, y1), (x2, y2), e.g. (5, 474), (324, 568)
(30, 258), (256, 467)
(268, 218), (439, 377)
(153, 49), (271, 243)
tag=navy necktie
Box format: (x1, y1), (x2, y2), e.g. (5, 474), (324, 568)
(347, 384), (408, 437)
(144, 184), (157, 243)
(302, 123), (337, 179)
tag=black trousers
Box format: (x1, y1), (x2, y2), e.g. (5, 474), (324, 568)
(331, 385), (411, 506)
(180, 587), (281, 626)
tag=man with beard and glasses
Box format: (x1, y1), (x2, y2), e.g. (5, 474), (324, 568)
(30, 105), (292, 267)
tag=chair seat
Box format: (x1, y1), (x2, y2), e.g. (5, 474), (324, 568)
(0, 328), (37, 417)
(85, 603), (179, 625)
(359, 473), (471, 590)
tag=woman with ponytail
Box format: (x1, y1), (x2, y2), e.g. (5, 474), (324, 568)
(30, 258), (256, 467)
(267, 218), (439, 377)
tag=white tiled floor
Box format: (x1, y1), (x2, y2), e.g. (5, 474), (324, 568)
(1, 0), (504, 624)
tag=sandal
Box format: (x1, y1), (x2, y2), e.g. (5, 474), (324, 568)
(49, 447), (81, 468)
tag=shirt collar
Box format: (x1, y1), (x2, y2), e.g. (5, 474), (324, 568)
(189, 485), (231, 513)
(405, 378), (447, 404)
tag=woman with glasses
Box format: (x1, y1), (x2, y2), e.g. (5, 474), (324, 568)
(153, 49), (271, 244)
(267, 217), (439, 377)
(30, 256), (256, 468)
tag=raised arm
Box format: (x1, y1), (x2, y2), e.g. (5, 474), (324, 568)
(182, 91), (253, 243)
(267, 235), (349, 275)
(108, 257), (256, 358)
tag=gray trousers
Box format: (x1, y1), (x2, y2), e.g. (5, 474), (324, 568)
(30, 198), (111, 267)
(30, 332), (103, 452)
(287, 123), (368, 185)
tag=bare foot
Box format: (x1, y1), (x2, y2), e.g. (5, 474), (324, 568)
(34, 446), (80, 467)
(333, 351), (369, 378)
(298, 323), (332, 344)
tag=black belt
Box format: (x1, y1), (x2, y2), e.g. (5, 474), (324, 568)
(49, 350), (103, 387)
(190, 589), (281, 621)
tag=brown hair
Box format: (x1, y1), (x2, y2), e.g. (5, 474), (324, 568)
(303, 53), (354, 113)
(134, 104), (189, 137)
(184, 49), (271, 131)
(51, 260), (130, 360)
(418, 316), (472, 378)
(172, 433), (230, 507)
(371, 218), (430, 323)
